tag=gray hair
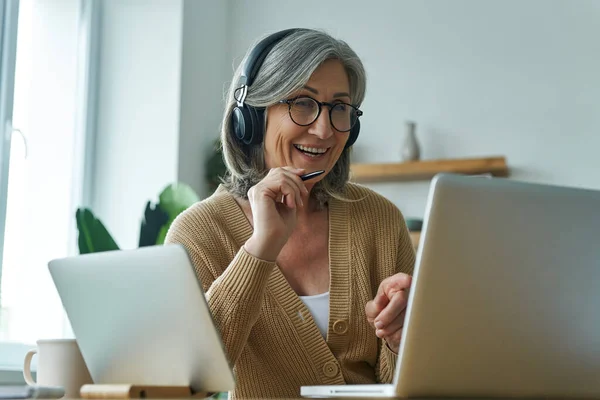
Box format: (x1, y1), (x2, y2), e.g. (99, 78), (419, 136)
(220, 28), (367, 208)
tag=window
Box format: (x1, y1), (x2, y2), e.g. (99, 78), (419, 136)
(0, 0), (97, 370)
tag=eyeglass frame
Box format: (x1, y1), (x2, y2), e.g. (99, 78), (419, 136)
(277, 95), (363, 132)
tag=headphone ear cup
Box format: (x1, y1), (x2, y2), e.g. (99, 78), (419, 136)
(247, 106), (265, 145)
(231, 105), (265, 146)
(345, 119), (360, 148)
(231, 106), (253, 144)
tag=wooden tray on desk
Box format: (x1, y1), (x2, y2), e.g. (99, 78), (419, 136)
(80, 384), (211, 399)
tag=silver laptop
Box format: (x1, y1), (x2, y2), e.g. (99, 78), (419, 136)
(302, 173), (600, 398)
(48, 244), (235, 394)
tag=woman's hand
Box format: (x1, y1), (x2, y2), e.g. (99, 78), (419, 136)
(365, 273), (412, 353)
(243, 167), (308, 261)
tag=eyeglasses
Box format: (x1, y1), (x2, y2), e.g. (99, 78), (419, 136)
(278, 96), (363, 132)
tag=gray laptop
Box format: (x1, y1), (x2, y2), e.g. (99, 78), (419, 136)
(302, 173), (600, 398)
(48, 244), (235, 394)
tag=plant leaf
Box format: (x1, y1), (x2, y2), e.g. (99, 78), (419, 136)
(158, 183), (200, 220)
(75, 208), (119, 254)
(156, 224), (169, 246)
(153, 183), (200, 245)
(138, 201), (170, 247)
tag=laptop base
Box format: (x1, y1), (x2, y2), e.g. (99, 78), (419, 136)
(301, 383), (396, 398)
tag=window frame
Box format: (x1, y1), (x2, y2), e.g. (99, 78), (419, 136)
(0, 0), (19, 305)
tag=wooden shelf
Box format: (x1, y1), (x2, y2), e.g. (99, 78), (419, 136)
(350, 156), (508, 183)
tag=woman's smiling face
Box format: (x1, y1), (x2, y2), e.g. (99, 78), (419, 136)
(263, 59), (352, 181)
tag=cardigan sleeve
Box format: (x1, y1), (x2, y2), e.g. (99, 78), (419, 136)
(165, 211), (275, 367)
(376, 342), (399, 383)
(375, 212), (416, 383)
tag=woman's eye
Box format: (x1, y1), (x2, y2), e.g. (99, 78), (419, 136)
(294, 99), (316, 109)
(332, 103), (348, 112)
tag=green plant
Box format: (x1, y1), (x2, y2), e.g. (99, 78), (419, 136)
(76, 183), (200, 254)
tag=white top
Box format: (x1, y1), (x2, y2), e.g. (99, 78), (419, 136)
(299, 292), (330, 339)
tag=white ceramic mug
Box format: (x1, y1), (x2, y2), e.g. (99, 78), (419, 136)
(23, 339), (93, 398)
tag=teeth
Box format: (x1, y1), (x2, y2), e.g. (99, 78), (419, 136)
(294, 144), (328, 154)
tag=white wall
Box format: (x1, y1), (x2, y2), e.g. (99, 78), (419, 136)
(91, 0), (233, 247)
(92, 0), (600, 236)
(177, 0), (231, 199)
(230, 0), (600, 219)
(92, 0), (182, 248)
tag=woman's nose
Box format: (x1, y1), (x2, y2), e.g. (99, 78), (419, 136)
(308, 109), (333, 140)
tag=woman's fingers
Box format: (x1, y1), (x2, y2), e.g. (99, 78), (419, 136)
(383, 330), (402, 353)
(280, 167), (308, 190)
(365, 293), (390, 328)
(266, 167), (307, 209)
(375, 309), (406, 338)
(280, 181), (302, 208)
(374, 290), (408, 329)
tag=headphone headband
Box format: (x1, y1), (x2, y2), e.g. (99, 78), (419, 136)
(239, 28), (301, 87)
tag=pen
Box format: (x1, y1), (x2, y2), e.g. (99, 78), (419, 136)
(300, 170), (325, 181)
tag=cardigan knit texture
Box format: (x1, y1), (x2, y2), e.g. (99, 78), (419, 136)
(165, 183), (416, 398)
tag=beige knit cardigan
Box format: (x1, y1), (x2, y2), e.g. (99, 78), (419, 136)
(165, 183), (415, 398)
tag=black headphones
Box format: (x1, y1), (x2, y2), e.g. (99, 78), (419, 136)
(231, 28), (360, 149)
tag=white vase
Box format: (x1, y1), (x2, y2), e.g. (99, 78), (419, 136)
(400, 121), (420, 161)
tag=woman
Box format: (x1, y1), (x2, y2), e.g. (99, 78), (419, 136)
(166, 28), (415, 399)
